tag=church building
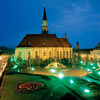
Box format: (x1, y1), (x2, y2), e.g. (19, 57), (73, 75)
(15, 7), (73, 60)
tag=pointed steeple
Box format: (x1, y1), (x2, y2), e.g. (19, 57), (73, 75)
(65, 33), (67, 39)
(41, 7), (49, 34)
(76, 41), (80, 50)
(43, 8), (47, 20)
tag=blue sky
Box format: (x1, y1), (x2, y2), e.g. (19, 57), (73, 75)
(0, 0), (100, 48)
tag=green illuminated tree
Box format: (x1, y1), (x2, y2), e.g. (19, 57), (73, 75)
(5, 57), (16, 71)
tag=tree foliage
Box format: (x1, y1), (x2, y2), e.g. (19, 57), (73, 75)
(60, 58), (72, 67)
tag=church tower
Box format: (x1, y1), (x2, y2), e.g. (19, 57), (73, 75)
(41, 7), (49, 34)
(76, 41), (80, 50)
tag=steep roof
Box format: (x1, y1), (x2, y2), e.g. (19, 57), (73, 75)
(94, 42), (100, 50)
(17, 34), (72, 48)
(58, 38), (72, 47)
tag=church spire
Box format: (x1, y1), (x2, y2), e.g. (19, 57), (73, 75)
(43, 8), (47, 20)
(41, 7), (49, 34)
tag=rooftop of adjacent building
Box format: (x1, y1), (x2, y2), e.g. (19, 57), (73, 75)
(74, 42), (100, 54)
(94, 42), (100, 50)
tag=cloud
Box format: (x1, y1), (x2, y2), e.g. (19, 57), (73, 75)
(50, 0), (100, 33)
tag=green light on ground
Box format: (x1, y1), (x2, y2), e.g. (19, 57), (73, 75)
(87, 68), (91, 71)
(10, 58), (14, 62)
(84, 89), (90, 93)
(58, 73), (64, 79)
(70, 79), (74, 84)
(31, 67), (35, 71)
(98, 72), (100, 75)
(18, 69), (20, 72)
(93, 67), (96, 69)
(13, 65), (18, 69)
(91, 63), (93, 66)
(50, 69), (56, 73)
(80, 61), (84, 64)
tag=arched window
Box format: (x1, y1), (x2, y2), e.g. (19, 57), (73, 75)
(35, 51), (38, 58)
(63, 51), (65, 58)
(57, 51), (59, 59)
(60, 51), (62, 59)
(43, 51), (46, 56)
(18, 52), (22, 58)
(70, 50), (72, 58)
(66, 51), (68, 58)
(28, 51), (31, 59)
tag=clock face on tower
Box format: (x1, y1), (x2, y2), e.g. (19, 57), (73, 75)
(43, 20), (48, 26)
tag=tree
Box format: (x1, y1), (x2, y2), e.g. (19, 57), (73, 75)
(32, 58), (44, 67)
(60, 58), (72, 68)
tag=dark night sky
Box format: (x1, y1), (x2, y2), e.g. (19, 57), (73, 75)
(0, 0), (100, 49)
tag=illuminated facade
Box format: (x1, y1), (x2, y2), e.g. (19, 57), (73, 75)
(15, 8), (73, 60)
(74, 42), (100, 62)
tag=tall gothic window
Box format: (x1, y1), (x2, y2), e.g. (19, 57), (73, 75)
(57, 51), (59, 59)
(43, 51), (46, 56)
(28, 51), (31, 67)
(70, 50), (72, 58)
(60, 51), (62, 59)
(49, 51), (51, 58)
(66, 51), (68, 58)
(28, 51), (30, 59)
(18, 52), (22, 58)
(63, 51), (65, 58)
(35, 51), (38, 58)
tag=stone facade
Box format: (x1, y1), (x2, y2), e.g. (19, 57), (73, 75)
(15, 47), (72, 60)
